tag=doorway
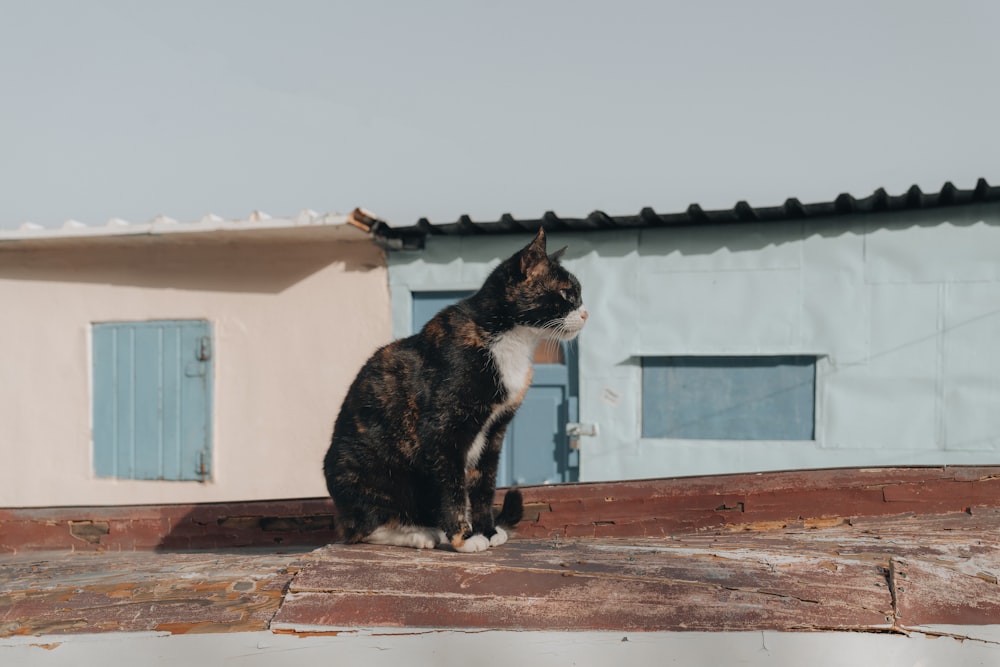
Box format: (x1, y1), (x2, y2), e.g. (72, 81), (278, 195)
(412, 291), (579, 485)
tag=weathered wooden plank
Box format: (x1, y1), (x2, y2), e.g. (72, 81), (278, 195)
(0, 499), (339, 552)
(4, 474), (1000, 638)
(5, 509), (1000, 637)
(514, 468), (1000, 540)
(883, 478), (1000, 511)
(5, 467), (1000, 552)
(276, 578), (887, 634)
(892, 555), (1000, 627)
(0, 551), (300, 637)
(280, 539), (891, 632)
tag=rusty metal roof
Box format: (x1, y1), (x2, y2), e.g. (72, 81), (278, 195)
(2, 467), (999, 639)
(369, 179), (1000, 249)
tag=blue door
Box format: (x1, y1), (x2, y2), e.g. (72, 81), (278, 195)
(412, 292), (579, 485)
(92, 320), (213, 481)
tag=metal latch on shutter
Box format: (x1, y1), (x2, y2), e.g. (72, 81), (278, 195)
(197, 336), (212, 361)
(566, 422), (598, 450)
(185, 337), (212, 377)
(196, 451), (210, 479)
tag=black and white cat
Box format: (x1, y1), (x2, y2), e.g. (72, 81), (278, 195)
(323, 228), (587, 552)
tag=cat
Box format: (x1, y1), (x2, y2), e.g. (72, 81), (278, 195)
(323, 228), (587, 552)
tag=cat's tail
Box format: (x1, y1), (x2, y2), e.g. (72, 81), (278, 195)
(495, 488), (524, 528)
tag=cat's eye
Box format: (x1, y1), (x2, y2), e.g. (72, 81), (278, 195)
(559, 289), (573, 302)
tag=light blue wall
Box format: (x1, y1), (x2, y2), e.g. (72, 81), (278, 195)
(387, 203), (1000, 481)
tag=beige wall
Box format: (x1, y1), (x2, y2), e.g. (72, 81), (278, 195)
(0, 233), (390, 507)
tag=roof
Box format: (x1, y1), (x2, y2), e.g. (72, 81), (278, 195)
(3, 466), (1000, 640)
(367, 178), (1000, 250)
(0, 208), (376, 248)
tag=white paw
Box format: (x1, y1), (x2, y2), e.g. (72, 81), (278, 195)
(489, 526), (508, 547)
(454, 534), (490, 553)
(405, 530), (439, 550)
(364, 524), (441, 550)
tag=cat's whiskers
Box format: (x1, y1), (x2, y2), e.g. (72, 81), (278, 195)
(538, 337), (560, 358)
(537, 317), (577, 343)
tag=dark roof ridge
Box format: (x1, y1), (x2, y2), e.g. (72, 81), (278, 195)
(373, 178), (998, 250)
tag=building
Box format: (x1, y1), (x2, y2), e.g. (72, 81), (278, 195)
(4, 179), (998, 507)
(4, 183), (1000, 662)
(374, 179), (1000, 483)
(0, 211), (389, 507)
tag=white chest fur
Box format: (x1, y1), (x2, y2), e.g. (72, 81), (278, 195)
(488, 326), (539, 400)
(465, 326), (540, 470)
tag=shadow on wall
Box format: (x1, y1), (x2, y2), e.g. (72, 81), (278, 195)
(0, 498), (342, 554)
(154, 498), (341, 552)
(0, 238), (384, 295)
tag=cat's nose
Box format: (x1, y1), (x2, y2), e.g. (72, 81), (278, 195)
(580, 307), (589, 321)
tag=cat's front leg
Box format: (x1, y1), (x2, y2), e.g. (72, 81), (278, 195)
(467, 424), (508, 547)
(435, 465), (490, 553)
(442, 506), (490, 553)
(440, 506), (472, 549)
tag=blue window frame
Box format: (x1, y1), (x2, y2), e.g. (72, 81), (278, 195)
(92, 320), (213, 480)
(642, 356), (816, 440)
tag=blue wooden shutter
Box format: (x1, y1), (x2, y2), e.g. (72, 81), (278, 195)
(92, 320), (212, 480)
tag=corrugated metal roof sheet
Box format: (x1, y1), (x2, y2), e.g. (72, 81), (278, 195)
(0, 208), (377, 246)
(370, 179), (1000, 249)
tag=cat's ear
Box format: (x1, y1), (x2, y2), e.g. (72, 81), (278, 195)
(519, 228), (548, 279)
(529, 227), (546, 251)
(548, 245), (568, 263)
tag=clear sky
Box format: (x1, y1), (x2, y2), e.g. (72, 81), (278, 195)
(2, 1), (998, 228)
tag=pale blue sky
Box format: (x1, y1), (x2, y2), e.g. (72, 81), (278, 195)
(2, 1), (998, 228)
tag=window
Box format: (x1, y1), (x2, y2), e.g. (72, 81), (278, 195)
(642, 356), (816, 440)
(92, 320), (213, 480)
